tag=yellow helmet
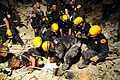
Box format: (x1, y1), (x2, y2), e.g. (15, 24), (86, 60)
(51, 23), (59, 32)
(62, 14), (69, 22)
(89, 25), (102, 37)
(42, 41), (50, 51)
(73, 17), (83, 25)
(6, 29), (12, 37)
(33, 36), (42, 47)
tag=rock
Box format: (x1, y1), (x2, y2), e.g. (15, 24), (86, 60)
(113, 59), (120, 65)
(104, 61), (113, 69)
(97, 78), (103, 80)
(96, 63), (107, 71)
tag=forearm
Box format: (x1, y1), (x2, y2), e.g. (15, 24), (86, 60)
(3, 18), (10, 29)
(60, 29), (63, 36)
(69, 28), (72, 35)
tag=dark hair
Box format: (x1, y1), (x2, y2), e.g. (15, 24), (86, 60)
(8, 57), (19, 68)
(36, 0), (42, 3)
(0, 45), (9, 53)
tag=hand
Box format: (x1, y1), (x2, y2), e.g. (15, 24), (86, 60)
(6, 29), (12, 37)
(90, 56), (99, 62)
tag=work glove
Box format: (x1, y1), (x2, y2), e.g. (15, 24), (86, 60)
(42, 28), (47, 33)
(90, 56), (99, 62)
(6, 29), (12, 37)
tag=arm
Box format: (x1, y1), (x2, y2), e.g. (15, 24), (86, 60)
(53, 68), (57, 75)
(3, 18), (10, 29)
(98, 39), (109, 59)
(60, 28), (63, 36)
(29, 56), (36, 66)
(68, 28), (72, 35)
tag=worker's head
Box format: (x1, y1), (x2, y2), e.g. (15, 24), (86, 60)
(0, 45), (9, 57)
(89, 25), (102, 37)
(42, 41), (50, 52)
(8, 57), (21, 69)
(36, 0), (42, 8)
(69, 0), (74, 5)
(42, 41), (54, 52)
(33, 36), (42, 47)
(52, 3), (57, 11)
(62, 14), (69, 22)
(74, 17), (84, 26)
(51, 23), (59, 32)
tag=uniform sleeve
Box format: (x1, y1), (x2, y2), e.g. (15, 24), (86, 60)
(98, 38), (109, 59)
(58, 20), (63, 29)
(85, 23), (91, 36)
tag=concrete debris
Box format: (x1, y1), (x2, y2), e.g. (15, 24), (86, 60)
(0, 1), (120, 80)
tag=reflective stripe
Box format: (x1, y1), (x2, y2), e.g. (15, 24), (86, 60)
(0, 24), (6, 27)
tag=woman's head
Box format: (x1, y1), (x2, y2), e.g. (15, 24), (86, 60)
(0, 45), (9, 57)
(8, 57), (21, 69)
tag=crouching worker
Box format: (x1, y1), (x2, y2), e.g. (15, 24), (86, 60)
(8, 52), (44, 69)
(0, 45), (15, 63)
(42, 35), (81, 76)
(78, 25), (109, 69)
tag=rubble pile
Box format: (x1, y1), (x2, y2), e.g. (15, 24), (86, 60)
(0, 2), (120, 80)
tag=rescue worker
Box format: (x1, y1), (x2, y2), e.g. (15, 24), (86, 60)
(73, 16), (91, 44)
(8, 37), (44, 69)
(6, 11), (24, 47)
(8, 51), (44, 69)
(0, 45), (15, 63)
(59, 14), (72, 36)
(41, 35), (81, 75)
(31, 36), (45, 57)
(0, 9), (12, 43)
(47, 3), (60, 23)
(77, 25), (109, 69)
(41, 23), (60, 41)
(71, 0), (85, 20)
(31, 0), (44, 36)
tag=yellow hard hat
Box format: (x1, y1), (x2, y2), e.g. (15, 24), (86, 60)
(33, 36), (42, 47)
(6, 29), (12, 36)
(89, 25), (102, 37)
(62, 14), (69, 22)
(51, 23), (59, 32)
(42, 41), (50, 51)
(73, 17), (83, 25)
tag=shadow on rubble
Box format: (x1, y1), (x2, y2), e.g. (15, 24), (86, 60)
(17, 23), (28, 29)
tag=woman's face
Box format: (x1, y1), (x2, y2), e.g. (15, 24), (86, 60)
(0, 52), (7, 57)
(50, 57), (55, 63)
(13, 60), (21, 69)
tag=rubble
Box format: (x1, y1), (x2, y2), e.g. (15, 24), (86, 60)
(0, 1), (120, 80)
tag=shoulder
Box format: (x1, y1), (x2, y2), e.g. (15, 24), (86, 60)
(98, 33), (108, 44)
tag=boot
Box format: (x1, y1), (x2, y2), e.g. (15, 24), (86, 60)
(77, 60), (90, 69)
(14, 34), (24, 47)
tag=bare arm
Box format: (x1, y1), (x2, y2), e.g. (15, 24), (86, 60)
(60, 29), (63, 36)
(3, 18), (10, 29)
(29, 56), (36, 66)
(69, 28), (72, 35)
(53, 68), (57, 75)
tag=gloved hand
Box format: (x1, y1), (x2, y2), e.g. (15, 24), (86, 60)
(75, 31), (81, 38)
(42, 28), (47, 33)
(90, 56), (99, 62)
(6, 29), (12, 37)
